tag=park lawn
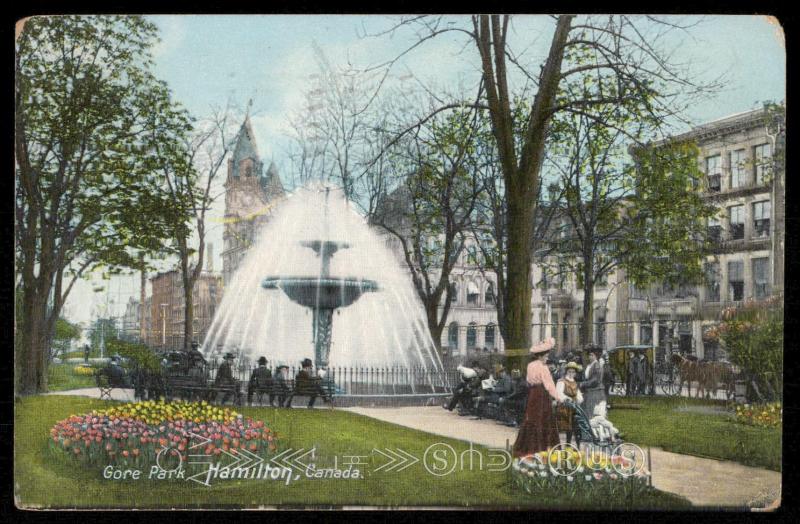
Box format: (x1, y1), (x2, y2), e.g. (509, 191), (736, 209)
(47, 363), (97, 392)
(16, 395), (690, 510)
(609, 396), (781, 471)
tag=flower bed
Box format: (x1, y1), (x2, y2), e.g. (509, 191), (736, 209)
(511, 447), (651, 499)
(49, 399), (277, 470)
(734, 402), (782, 428)
(73, 364), (95, 376)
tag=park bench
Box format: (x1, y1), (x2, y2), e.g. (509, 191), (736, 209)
(249, 378), (336, 407)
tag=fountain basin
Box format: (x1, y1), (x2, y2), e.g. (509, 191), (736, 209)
(262, 276), (379, 309)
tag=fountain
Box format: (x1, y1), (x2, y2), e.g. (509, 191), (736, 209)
(261, 239), (379, 368)
(202, 183), (447, 402)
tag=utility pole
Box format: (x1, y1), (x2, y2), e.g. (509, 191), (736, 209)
(160, 303), (168, 349)
(140, 253), (147, 345)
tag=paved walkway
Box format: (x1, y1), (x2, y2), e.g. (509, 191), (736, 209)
(344, 406), (781, 509)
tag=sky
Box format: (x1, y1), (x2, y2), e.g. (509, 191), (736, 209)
(61, 14), (786, 329)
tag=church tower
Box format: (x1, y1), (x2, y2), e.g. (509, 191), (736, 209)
(221, 114), (285, 287)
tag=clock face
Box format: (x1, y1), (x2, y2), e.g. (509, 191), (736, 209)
(241, 192), (256, 209)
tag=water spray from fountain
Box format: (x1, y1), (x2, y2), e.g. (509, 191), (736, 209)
(202, 183), (445, 391)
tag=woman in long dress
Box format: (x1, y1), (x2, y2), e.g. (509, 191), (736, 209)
(512, 338), (565, 458)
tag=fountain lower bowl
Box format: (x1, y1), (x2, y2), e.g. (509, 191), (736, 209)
(262, 276), (379, 309)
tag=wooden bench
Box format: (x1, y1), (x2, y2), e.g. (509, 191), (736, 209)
(249, 379), (336, 407)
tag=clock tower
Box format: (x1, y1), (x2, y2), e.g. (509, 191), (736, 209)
(222, 115), (285, 287)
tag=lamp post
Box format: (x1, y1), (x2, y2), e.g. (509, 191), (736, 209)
(160, 303), (168, 349)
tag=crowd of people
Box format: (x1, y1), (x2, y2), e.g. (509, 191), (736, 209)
(442, 339), (624, 457)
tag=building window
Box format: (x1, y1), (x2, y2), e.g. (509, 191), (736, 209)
(706, 155), (721, 192)
(466, 281), (480, 305)
(448, 323), (459, 350)
(754, 143), (772, 184)
(728, 205), (744, 240)
(753, 257), (770, 299)
(753, 200), (771, 238)
(708, 215), (722, 243)
(485, 324), (496, 349)
(704, 262), (720, 302)
(728, 260), (744, 302)
(485, 282), (495, 305)
(730, 149), (746, 188)
(467, 323), (477, 349)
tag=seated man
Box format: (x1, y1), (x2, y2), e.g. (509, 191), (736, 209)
(213, 352), (238, 404)
(107, 355), (131, 388)
(272, 364), (291, 407)
(286, 358), (330, 409)
(589, 401), (622, 442)
(444, 364), (478, 412)
(247, 356), (273, 405)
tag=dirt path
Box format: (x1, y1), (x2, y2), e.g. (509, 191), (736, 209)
(344, 406), (781, 509)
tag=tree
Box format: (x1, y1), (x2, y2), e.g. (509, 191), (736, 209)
(370, 15), (719, 369)
(153, 103), (239, 351)
(708, 296), (783, 402)
(544, 102), (716, 345)
(286, 42), (388, 205)
(371, 106), (485, 351)
(52, 318), (82, 360)
(15, 16), (193, 394)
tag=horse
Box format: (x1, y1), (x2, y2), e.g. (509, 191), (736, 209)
(703, 361), (737, 400)
(670, 353), (712, 398)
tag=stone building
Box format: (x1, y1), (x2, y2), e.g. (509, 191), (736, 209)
(221, 116), (285, 287)
(384, 106), (785, 362)
(147, 267), (223, 351)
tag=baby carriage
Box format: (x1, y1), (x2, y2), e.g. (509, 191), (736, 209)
(562, 399), (623, 453)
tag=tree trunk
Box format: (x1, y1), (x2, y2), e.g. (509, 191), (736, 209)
(504, 187), (534, 373)
(581, 262), (595, 347)
(18, 279), (52, 395)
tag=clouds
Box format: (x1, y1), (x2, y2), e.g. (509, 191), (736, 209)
(151, 16), (187, 59)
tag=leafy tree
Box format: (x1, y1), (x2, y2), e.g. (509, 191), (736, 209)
(544, 93), (716, 345)
(88, 317), (119, 354)
(708, 296), (783, 402)
(51, 318), (82, 360)
(371, 107), (485, 350)
(15, 16), (193, 394)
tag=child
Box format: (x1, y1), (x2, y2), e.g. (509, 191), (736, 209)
(589, 401), (622, 442)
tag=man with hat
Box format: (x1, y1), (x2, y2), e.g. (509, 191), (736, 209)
(214, 352), (238, 404)
(580, 345), (606, 418)
(247, 356), (273, 406)
(286, 358), (329, 408)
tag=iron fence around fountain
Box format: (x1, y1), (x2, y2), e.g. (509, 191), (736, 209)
(205, 362), (459, 396)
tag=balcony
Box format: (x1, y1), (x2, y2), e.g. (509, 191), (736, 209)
(703, 177), (773, 200)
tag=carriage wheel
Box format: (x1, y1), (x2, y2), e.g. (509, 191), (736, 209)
(656, 364), (681, 396)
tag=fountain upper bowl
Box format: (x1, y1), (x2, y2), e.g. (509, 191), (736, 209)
(262, 276), (379, 309)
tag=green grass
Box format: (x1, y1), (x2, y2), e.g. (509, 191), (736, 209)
(609, 396), (781, 471)
(15, 395), (690, 510)
(47, 363), (97, 392)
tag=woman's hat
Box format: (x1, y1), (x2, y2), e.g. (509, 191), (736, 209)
(301, 358), (313, 368)
(276, 363), (289, 370)
(565, 361), (583, 372)
(257, 356), (267, 365)
(223, 352), (235, 360)
(530, 337), (556, 354)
